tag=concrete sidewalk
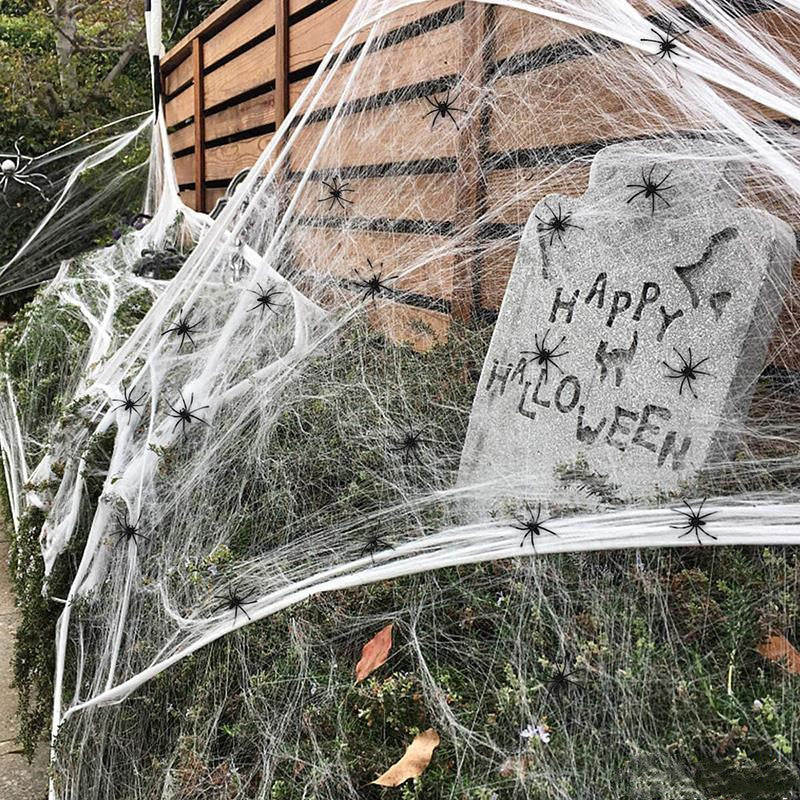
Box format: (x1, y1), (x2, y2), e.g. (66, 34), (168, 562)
(0, 532), (48, 799)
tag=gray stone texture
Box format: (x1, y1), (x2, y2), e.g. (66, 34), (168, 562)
(459, 141), (796, 511)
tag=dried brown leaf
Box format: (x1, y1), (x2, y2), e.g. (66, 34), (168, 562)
(371, 728), (440, 787)
(757, 633), (800, 674)
(355, 623), (393, 683)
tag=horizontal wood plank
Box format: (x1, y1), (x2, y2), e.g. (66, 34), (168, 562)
(168, 123), (195, 155)
(164, 56), (193, 96)
(205, 0), (275, 69)
(289, 0), (357, 73)
(174, 152), (195, 186)
(165, 85), (194, 127)
(205, 133), (273, 181)
(366, 300), (449, 351)
(205, 91), (276, 143)
(205, 38), (277, 110)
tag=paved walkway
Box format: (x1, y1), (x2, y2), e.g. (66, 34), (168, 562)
(0, 532), (48, 799)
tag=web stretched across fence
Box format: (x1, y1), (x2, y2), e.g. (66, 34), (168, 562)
(2, 0), (800, 798)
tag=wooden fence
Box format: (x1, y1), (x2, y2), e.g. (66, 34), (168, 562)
(161, 0), (800, 359)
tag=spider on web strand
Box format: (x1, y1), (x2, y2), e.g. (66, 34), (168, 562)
(671, 498), (717, 545)
(520, 329), (569, 383)
(115, 511), (148, 548)
(0, 137), (52, 204)
(640, 21), (689, 85)
(389, 429), (429, 465)
(166, 390), (209, 437)
(542, 658), (583, 697)
(213, 586), (258, 624)
(511, 502), (559, 550)
(422, 89), (466, 130)
(359, 534), (395, 565)
(162, 311), (203, 350)
(535, 201), (583, 247)
(626, 164), (675, 215)
(247, 282), (286, 316)
(112, 386), (146, 420)
(352, 259), (398, 302)
(662, 346), (711, 398)
(318, 176), (353, 211)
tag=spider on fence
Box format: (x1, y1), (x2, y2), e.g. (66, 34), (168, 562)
(0, 138), (52, 204)
(422, 89), (465, 129)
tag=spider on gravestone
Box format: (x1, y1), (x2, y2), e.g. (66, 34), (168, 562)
(162, 311), (203, 350)
(247, 282), (286, 316)
(671, 498), (717, 545)
(535, 201), (583, 247)
(213, 586), (258, 624)
(0, 137), (52, 204)
(511, 502), (559, 549)
(114, 511), (148, 548)
(520, 329), (569, 382)
(662, 346), (711, 398)
(626, 164), (675, 215)
(352, 259), (398, 302)
(422, 89), (465, 130)
(318, 176), (354, 211)
(359, 534), (395, 565)
(165, 390), (209, 437)
(389, 429), (429, 465)
(111, 386), (146, 420)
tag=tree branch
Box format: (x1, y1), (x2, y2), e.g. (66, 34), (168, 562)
(101, 25), (146, 87)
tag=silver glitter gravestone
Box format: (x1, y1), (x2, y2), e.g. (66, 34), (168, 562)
(459, 142), (796, 511)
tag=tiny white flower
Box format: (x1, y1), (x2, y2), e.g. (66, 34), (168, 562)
(752, 699), (764, 712)
(521, 724), (550, 743)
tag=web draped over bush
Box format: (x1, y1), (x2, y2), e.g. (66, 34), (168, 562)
(2, 0), (800, 798)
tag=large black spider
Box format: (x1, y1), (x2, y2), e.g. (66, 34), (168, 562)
(318, 177), (353, 211)
(353, 259), (398, 302)
(213, 586), (257, 624)
(662, 346), (711, 398)
(166, 390), (209, 437)
(163, 311), (202, 350)
(626, 164), (675, 215)
(389, 429), (428, 465)
(671, 498), (717, 545)
(641, 22), (689, 65)
(535, 201), (583, 247)
(112, 386), (146, 419)
(359, 534), (395, 565)
(521, 329), (569, 382)
(247, 282), (285, 316)
(512, 502), (558, 549)
(134, 247), (185, 279)
(115, 512), (148, 548)
(543, 659), (583, 696)
(422, 89), (465, 130)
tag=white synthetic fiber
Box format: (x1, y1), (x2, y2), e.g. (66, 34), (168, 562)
(1, 0), (799, 798)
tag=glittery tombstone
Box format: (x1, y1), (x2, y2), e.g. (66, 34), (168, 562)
(458, 142), (796, 509)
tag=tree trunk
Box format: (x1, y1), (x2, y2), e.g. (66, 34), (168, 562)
(49, 0), (79, 98)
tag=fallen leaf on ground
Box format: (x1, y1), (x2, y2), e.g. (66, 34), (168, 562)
(757, 633), (800, 674)
(371, 728), (440, 786)
(355, 623), (393, 682)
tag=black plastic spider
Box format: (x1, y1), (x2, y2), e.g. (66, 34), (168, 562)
(671, 498), (717, 545)
(247, 282), (285, 316)
(115, 512), (148, 548)
(359, 534), (395, 564)
(512, 502), (558, 549)
(641, 22), (689, 65)
(213, 586), (257, 624)
(543, 659), (582, 696)
(626, 164), (675, 215)
(389, 429), (428, 465)
(662, 346), (711, 398)
(318, 177), (353, 211)
(166, 390), (209, 437)
(535, 201), (583, 247)
(353, 259), (398, 302)
(521, 329), (569, 382)
(162, 311), (202, 350)
(422, 89), (465, 130)
(112, 386), (146, 419)
(134, 247), (185, 279)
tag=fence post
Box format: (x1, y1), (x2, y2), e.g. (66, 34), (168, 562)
(451, 2), (493, 326)
(275, 0), (290, 126)
(192, 37), (206, 212)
